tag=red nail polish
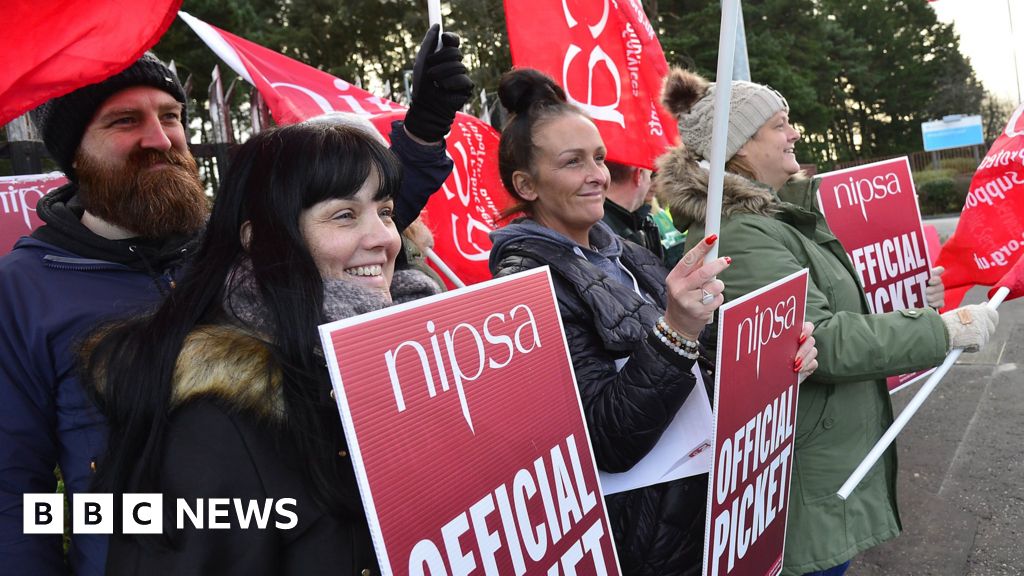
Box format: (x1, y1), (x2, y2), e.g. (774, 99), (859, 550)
(793, 357), (803, 371)
(725, 256), (732, 264)
(704, 234), (718, 245)
(799, 333), (807, 344)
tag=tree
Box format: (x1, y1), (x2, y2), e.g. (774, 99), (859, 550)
(980, 92), (1016, 143)
(652, 0), (986, 167)
(153, 0), (510, 126)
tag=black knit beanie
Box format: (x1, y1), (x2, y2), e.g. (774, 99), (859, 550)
(30, 53), (187, 181)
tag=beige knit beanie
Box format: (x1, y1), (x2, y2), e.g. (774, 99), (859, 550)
(661, 67), (788, 161)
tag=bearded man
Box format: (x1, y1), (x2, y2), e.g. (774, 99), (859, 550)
(0, 54), (206, 576)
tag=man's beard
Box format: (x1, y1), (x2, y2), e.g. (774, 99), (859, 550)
(75, 147), (208, 239)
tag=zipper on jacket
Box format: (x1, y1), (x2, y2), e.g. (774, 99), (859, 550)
(42, 254), (132, 272)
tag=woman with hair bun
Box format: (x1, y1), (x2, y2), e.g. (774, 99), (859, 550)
(489, 68), (818, 576)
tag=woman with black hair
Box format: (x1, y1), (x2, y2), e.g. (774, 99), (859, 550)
(488, 68), (818, 576)
(84, 123), (439, 575)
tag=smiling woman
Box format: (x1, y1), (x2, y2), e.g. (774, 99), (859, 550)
(300, 169), (401, 298)
(655, 67), (998, 576)
(81, 122), (440, 575)
(487, 67), (820, 576)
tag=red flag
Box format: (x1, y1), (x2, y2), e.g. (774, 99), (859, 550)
(990, 250), (1024, 301)
(504, 0), (679, 169)
(178, 12), (403, 124)
(180, 13), (513, 287)
(370, 111), (511, 287)
(0, 1), (181, 125)
(936, 102), (1024, 308)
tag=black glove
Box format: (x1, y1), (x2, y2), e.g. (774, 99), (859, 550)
(403, 24), (474, 143)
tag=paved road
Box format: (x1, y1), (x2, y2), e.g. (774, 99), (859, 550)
(849, 287), (1023, 576)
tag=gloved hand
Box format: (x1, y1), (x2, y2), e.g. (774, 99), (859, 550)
(926, 266), (945, 309)
(941, 304), (999, 352)
(403, 24), (475, 143)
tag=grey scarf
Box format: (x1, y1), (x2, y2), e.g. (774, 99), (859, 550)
(223, 260), (440, 334)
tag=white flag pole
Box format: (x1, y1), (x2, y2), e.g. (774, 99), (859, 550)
(427, 0), (443, 49)
(704, 0), (741, 263)
(837, 286), (1010, 500)
(423, 247), (466, 288)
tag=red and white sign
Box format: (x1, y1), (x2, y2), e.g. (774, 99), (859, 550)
(504, 0), (679, 170)
(705, 269), (807, 576)
(319, 268), (621, 576)
(816, 158), (933, 393)
(0, 173), (66, 255)
(937, 101), (1024, 308)
(179, 11), (513, 288)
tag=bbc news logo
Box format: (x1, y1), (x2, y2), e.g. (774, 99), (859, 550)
(24, 494), (298, 534)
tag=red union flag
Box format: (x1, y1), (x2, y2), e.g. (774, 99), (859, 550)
(319, 268), (621, 575)
(370, 112), (509, 287)
(937, 103), (1024, 307)
(815, 158), (934, 393)
(705, 270), (807, 576)
(504, 0), (679, 169)
(1, 1), (181, 125)
(991, 251), (1024, 300)
(180, 11), (513, 287)
(178, 11), (403, 123)
(0, 173), (67, 255)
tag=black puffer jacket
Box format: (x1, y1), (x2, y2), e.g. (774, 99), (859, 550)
(489, 219), (711, 576)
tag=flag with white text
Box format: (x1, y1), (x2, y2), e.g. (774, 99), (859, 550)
(504, 0), (679, 170)
(937, 103), (1024, 308)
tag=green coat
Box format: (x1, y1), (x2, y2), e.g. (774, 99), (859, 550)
(655, 148), (949, 574)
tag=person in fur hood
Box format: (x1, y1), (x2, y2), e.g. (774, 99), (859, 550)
(82, 122), (439, 575)
(655, 68), (1000, 576)
(489, 68), (818, 576)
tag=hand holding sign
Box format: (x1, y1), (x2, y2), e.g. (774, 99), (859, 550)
(795, 321), (818, 383)
(926, 266), (945, 309)
(664, 235), (731, 340)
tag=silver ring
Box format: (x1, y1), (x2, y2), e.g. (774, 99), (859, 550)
(700, 288), (714, 304)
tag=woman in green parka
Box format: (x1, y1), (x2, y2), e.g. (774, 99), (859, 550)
(653, 68), (1000, 576)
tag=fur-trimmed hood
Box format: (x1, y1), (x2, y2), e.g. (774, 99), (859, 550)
(654, 144), (780, 233)
(169, 267), (440, 419)
(171, 324), (285, 419)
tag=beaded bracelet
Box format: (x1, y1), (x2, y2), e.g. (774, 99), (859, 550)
(654, 317), (700, 359)
(656, 317), (699, 350)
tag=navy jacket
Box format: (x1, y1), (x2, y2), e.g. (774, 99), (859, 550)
(0, 235), (190, 576)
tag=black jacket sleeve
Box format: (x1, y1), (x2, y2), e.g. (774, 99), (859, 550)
(388, 120), (454, 232)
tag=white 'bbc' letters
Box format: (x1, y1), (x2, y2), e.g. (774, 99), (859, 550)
(23, 493), (63, 534)
(73, 493), (113, 534)
(123, 493), (163, 534)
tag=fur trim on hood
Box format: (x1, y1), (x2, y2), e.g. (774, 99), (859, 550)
(171, 324), (285, 420)
(169, 268), (440, 419)
(654, 145), (779, 232)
